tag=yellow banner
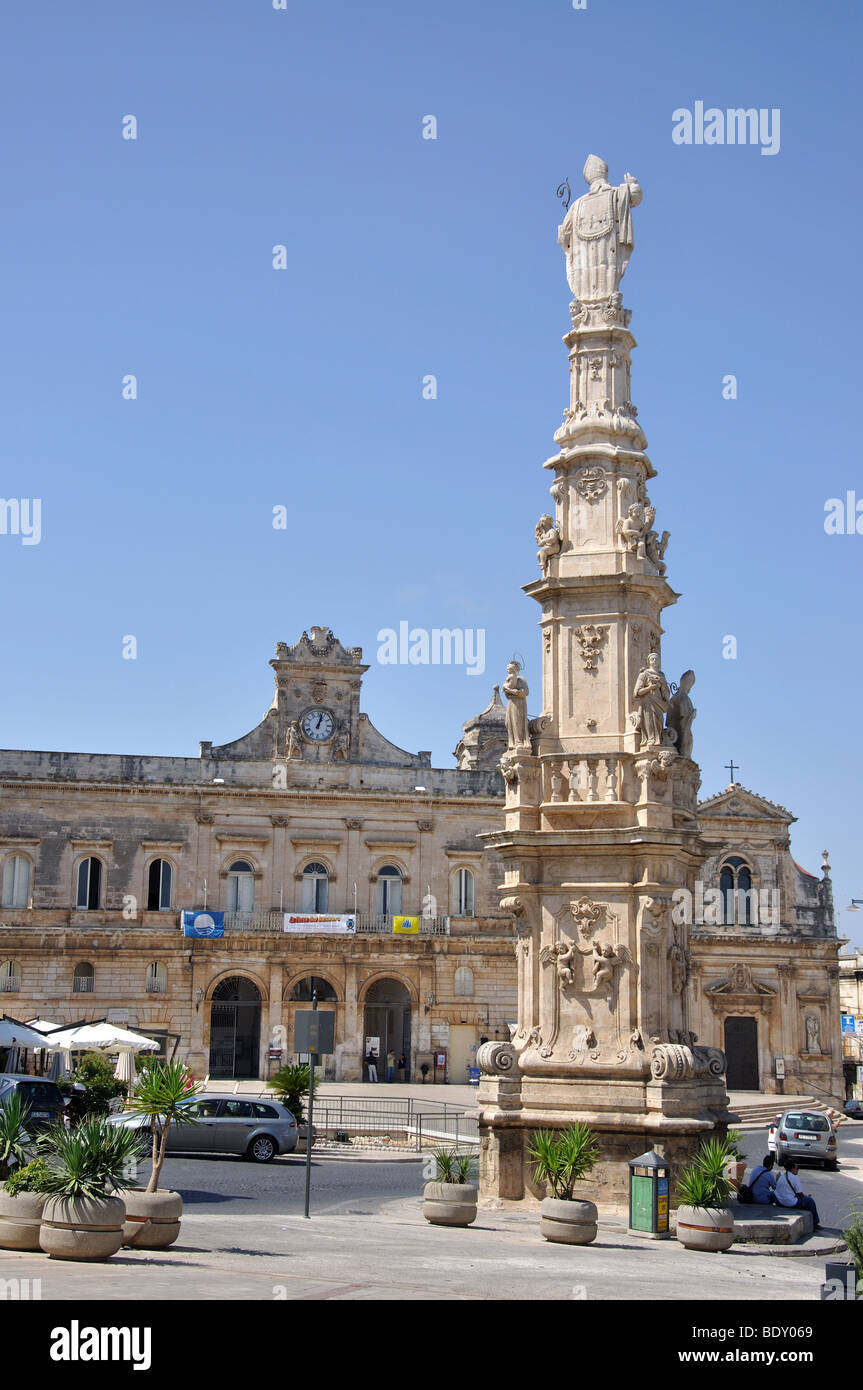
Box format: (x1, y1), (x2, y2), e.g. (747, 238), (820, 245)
(392, 915), (419, 935)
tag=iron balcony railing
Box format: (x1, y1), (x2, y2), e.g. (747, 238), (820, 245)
(219, 911), (450, 936)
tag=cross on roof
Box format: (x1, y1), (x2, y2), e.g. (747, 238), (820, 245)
(725, 759), (738, 784)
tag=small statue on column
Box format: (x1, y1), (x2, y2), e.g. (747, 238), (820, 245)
(503, 661), (530, 750)
(632, 652), (670, 748)
(665, 670), (696, 758)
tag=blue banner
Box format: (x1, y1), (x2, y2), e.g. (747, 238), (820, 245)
(181, 911), (224, 938)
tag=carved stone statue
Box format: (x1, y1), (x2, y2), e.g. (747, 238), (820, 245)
(632, 652), (671, 748)
(285, 718), (303, 761)
(591, 940), (629, 993)
(558, 155), (643, 303)
(535, 514), (561, 576)
(503, 661), (530, 750)
(616, 501), (655, 557)
(644, 525), (671, 576)
(805, 1014), (821, 1054)
(332, 726), (350, 761)
(665, 670), (696, 758)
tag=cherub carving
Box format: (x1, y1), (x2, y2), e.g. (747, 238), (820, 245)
(535, 514), (562, 576)
(616, 501), (655, 558)
(644, 525), (671, 576)
(591, 940), (631, 993)
(541, 939), (576, 988)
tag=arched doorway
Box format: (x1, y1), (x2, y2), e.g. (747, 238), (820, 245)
(209, 976), (262, 1079)
(363, 978), (411, 1080)
(724, 1016), (759, 1090)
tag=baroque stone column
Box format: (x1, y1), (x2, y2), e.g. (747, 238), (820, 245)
(479, 155), (728, 1214)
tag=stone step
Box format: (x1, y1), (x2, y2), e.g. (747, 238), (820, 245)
(727, 1202), (813, 1245)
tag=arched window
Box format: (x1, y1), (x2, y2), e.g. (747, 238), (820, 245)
(450, 867), (475, 917)
(76, 858), (102, 911)
(73, 961), (94, 994)
(226, 860), (254, 912)
(146, 961), (167, 995)
(0, 960), (21, 994)
(1, 855), (30, 909)
(288, 976), (337, 1002)
(454, 965), (474, 998)
(376, 866), (402, 916)
(719, 856), (754, 925)
(301, 862), (329, 913)
(147, 859), (173, 911)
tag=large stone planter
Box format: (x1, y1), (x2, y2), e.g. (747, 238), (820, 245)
(676, 1204), (735, 1252)
(539, 1197), (598, 1245)
(0, 1190), (49, 1251)
(422, 1182), (477, 1227)
(120, 1188), (182, 1249)
(39, 1194), (126, 1262)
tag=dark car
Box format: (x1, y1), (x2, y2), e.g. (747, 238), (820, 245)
(843, 1099), (863, 1121)
(0, 1074), (67, 1133)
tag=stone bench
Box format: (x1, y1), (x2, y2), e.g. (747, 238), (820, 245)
(729, 1201), (814, 1245)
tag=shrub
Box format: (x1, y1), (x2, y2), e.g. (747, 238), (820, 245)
(58, 1052), (127, 1121)
(0, 1092), (31, 1180)
(842, 1206), (863, 1295)
(4, 1158), (53, 1195)
(528, 1123), (600, 1200)
(37, 1116), (146, 1201)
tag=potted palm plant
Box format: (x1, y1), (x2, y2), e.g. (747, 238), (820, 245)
(675, 1136), (736, 1252)
(38, 1115), (144, 1260)
(0, 1095), (45, 1251)
(0, 1160), (53, 1251)
(529, 1123), (600, 1244)
(118, 1060), (202, 1247)
(422, 1146), (478, 1226)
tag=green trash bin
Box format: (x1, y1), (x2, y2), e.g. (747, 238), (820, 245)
(628, 1149), (670, 1239)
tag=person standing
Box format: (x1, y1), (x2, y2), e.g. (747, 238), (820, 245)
(365, 1048), (378, 1083)
(774, 1158), (820, 1227)
(397, 1052), (407, 1082)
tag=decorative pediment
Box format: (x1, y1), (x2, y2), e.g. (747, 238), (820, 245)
(706, 962), (777, 998)
(698, 784), (795, 825)
(272, 628), (365, 667)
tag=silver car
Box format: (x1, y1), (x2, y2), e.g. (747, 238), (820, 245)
(770, 1109), (838, 1170)
(111, 1095), (298, 1163)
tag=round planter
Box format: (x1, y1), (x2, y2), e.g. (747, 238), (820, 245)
(676, 1204), (735, 1253)
(0, 1190), (49, 1251)
(120, 1188), (182, 1249)
(39, 1194), (126, 1262)
(422, 1182), (477, 1227)
(539, 1196), (598, 1245)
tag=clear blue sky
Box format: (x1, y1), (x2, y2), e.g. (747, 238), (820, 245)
(1, 1), (861, 943)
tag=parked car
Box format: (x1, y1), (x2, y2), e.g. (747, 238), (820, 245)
(109, 1094), (298, 1162)
(767, 1109), (838, 1169)
(843, 1099), (863, 1121)
(0, 1074), (67, 1133)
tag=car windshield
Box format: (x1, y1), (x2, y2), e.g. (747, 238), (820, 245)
(785, 1113), (829, 1131)
(19, 1082), (61, 1102)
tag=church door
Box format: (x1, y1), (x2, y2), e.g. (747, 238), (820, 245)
(724, 1016), (759, 1090)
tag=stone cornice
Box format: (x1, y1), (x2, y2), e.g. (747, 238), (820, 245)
(0, 781), (502, 810)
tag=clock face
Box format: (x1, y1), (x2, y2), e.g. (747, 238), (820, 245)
(301, 708), (334, 742)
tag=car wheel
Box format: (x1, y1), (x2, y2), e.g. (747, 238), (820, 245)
(248, 1134), (277, 1163)
(825, 1159), (838, 1172)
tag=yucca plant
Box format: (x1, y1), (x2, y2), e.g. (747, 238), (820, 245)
(38, 1116), (146, 1200)
(429, 1146), (476, 1184)
(269, 1063), (310, 1125)
(677, 1136), (734, 1209)
(124, 1060), (203, 1194)
(528, 1123), (600, 1200)
(842, 1207), (863, 1295)
(0, 1091), (30, 1180)
(725, 1128), (745, 1162)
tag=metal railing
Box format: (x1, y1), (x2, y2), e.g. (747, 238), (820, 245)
(296, 1093), (479, 1149)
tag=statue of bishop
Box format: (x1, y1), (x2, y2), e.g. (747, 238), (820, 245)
(558, 155), (642, 303)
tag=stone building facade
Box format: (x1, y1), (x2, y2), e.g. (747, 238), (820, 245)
(0, 628), (516, 1082)
(839, 949), (863, 1099)
(688, 785), (842, 1100)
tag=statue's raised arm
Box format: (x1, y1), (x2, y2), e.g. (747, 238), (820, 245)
(559, 155), (643, 303)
